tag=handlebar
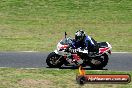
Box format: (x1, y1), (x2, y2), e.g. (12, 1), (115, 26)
(69, 48), (88, 54)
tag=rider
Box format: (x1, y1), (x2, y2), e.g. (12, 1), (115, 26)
(71, 30), (98, 53)
(67, 30), (98, 64)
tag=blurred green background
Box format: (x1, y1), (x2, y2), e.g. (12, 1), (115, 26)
(0, 0), (131, 51)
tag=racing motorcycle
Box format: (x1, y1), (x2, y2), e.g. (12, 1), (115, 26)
(46, 32), (112, 69)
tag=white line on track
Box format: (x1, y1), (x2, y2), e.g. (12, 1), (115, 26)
(20, 51), (39, 52)
(112, 52), (132, 53)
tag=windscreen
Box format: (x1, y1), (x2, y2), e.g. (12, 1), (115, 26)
(60, 37), (73, 45)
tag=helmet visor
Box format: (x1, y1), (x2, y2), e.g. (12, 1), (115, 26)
(75, 36), (83, 42)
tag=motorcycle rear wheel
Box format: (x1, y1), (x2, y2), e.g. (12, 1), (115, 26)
(89, 54), (109, 69)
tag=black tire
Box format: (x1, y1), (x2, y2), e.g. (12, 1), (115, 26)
(76, 75), (87, 85)
(46, 52), (64, 68)
(89, 54), (109, 69)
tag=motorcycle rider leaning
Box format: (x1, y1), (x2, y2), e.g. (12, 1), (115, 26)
(71, 30), (98, 53)
(68, 30), (99, 64)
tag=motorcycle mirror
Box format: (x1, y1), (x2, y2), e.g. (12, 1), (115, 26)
(65, 32), (67, 38)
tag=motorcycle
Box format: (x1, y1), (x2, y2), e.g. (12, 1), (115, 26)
(46, 32), (112, 69)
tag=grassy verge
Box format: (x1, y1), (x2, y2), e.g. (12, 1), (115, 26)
(0, 1), (131, 88)
(0, 0), (132, 52)
(0, 68), (131, 88)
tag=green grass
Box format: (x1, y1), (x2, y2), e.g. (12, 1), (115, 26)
(0, 1), (131, 88)
(0, 0), (132, 51)
(0, 68), (131, 88)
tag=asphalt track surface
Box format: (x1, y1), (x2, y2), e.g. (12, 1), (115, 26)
(0, 52), (132, 71)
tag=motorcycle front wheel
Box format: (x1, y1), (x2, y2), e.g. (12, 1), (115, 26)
(46, 52), (64, 68)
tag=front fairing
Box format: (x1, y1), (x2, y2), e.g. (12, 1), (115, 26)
(57, 37), (73, 50)
(55, 37), (73, 56)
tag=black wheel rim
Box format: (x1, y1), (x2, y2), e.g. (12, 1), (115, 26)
(49, 55), (60, 65)
(91, 56), (105, 66)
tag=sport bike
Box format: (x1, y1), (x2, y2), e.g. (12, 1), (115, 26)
(46, 32), (112, 69)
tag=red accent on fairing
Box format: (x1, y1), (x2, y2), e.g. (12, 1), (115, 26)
(64, 56), (67, 59)
(99, 47), (109, 54)
(72, 54), (80, 61)
(60, 45), (68, 49)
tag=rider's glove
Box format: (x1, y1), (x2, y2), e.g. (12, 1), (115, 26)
(85, 47), (88, 50)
